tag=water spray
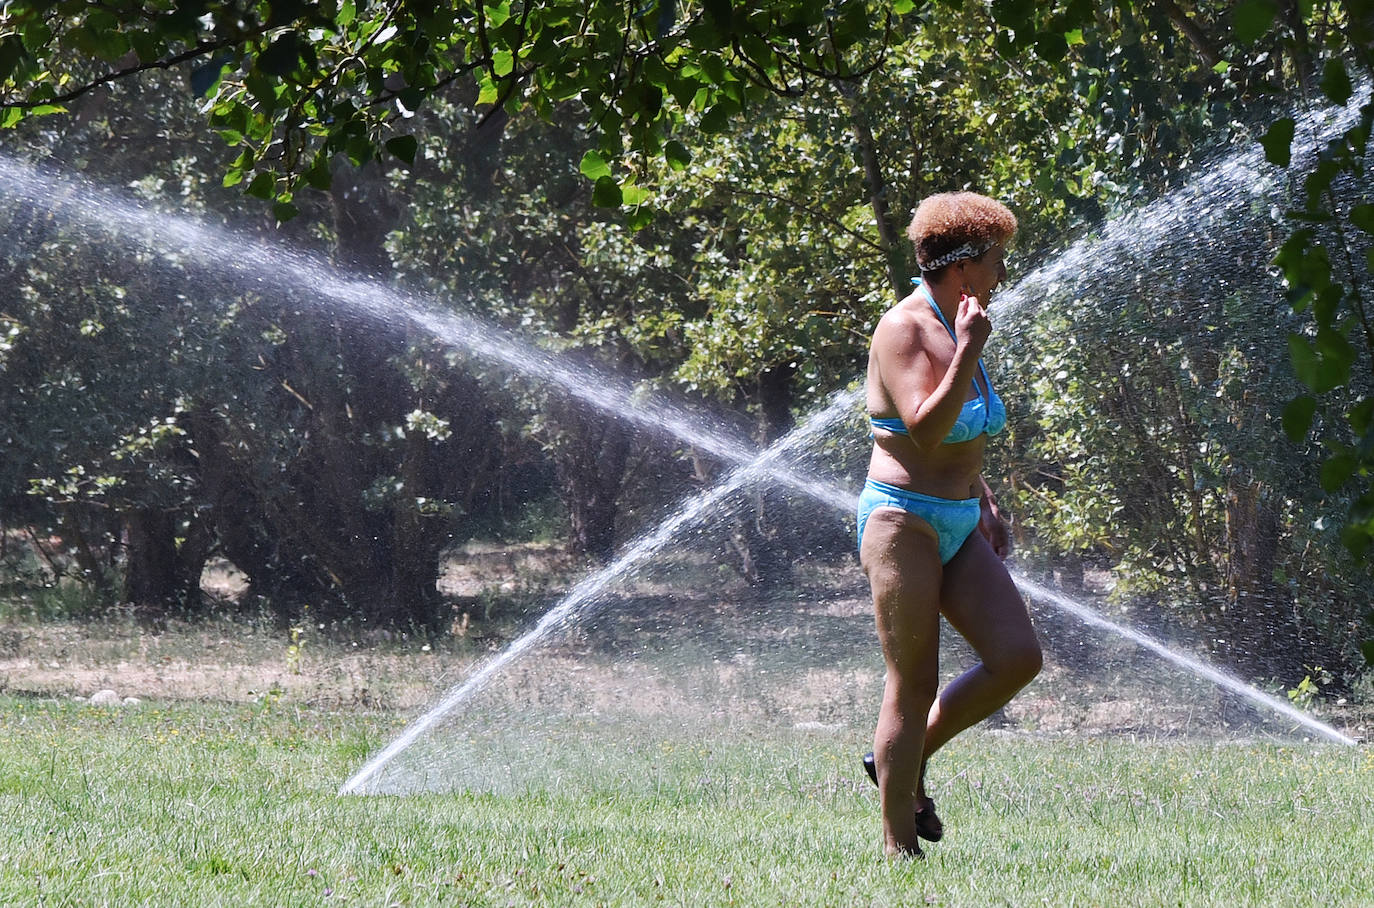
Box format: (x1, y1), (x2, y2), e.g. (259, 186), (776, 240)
(336, 87), (1371, 788)
(1012, 574), (1357, 746)
(2, 87), (1365, 797)
(340, 390), (862, 795)
(0, 154), (853, 515)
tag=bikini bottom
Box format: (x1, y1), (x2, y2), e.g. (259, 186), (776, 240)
(856, 478), (980, 565)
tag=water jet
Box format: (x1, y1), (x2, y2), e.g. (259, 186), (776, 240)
(2, 89), (1365, 802)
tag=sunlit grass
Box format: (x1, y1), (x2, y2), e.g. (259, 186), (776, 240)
(0, 695), (1369, 906)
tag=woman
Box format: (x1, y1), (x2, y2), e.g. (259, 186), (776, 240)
(857, 191), (1042, 857)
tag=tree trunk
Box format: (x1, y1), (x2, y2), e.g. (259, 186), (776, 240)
(557, 403), (634, 561)
(1153, 0), (1224, 69)
(720, 364), (798, 585)
(1219, 477), (1304, 681)
(55, 502), (112, 588)
(381, 404), (447, 633)
(186, 407), (276, 596)
(121, 507), (201, 620)
(839, 81), (906, 296)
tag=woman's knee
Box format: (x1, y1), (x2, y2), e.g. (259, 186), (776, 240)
(995, 639), (1042, 688)
(978, 628), (1041, 687)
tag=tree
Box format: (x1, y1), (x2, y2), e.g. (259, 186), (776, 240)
(0, 62), (531, 628)
(4, 0), (1371, 671)
(1, 0), (904, 218)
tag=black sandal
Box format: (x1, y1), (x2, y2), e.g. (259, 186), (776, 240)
(914, 799), (943, 842)
(863, 752), (944, 842)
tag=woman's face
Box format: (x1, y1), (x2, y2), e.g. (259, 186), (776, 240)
(959, 244), (1008, 299)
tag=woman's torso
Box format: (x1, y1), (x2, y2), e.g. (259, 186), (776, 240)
(865, 289), (998, 499)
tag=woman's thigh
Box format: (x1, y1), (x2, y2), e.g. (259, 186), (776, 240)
(939, 532), (1039, 668)
(860, 506), (943, 678)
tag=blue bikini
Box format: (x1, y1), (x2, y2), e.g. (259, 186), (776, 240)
(857, 279), (1006, 564)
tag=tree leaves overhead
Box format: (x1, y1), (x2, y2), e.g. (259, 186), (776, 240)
(0, 0), (906, 209)
(1231, 0), (1279, 44)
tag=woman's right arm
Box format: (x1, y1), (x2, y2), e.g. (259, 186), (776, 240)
(876, 296), (989, 453)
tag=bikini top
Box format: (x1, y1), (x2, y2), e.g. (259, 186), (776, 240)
(869, 279), (1006, 445)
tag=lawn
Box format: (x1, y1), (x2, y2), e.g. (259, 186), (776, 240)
(1, 693), (1370, 907)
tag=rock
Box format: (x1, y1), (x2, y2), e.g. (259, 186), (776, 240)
(88, 689), (120, 705)
(121, 697), (141, 707)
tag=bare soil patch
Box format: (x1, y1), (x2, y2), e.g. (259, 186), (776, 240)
(2, 544), (1367, 743)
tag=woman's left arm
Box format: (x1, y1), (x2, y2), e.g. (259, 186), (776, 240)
(977, 477), (1012, 560)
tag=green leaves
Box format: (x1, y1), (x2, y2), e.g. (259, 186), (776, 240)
(1232, 0), (1279, 44)
(1320, 449), (1359, 493)
(0, 0), (899, 231)
(69, 19), (131, 63)
(1288, 331), (1353, 394)
(244, 170), (277, 201)
(1034, 32), (1069, 63)
(579, 150), (613, 182)
(1350, 204), (1374, 235)
(579, 148), (653, 219)
(1260, 118), (1295, 167)
(591, 176), (622, 208)
(255, 31), (302, 78)
(1271, 90), (1374, 559)
(1319, 59), (1352, 106)
(384, 135), (418, 165)
(1282, 395), (1317, 442)
(664, 140), (692, 170)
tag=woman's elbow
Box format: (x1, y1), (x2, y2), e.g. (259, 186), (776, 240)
(905, 431), (944, 456)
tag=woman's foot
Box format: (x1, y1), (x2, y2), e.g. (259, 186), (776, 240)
(885, 840), (924, 859)
(864, 752), (943, 842)
(915, 797), (943, 842)
(863, 751), (878, 786)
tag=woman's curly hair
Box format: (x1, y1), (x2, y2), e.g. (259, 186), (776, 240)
(907, 192), (1017, 275)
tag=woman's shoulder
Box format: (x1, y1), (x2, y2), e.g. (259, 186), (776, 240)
(875, 295), (935, 343)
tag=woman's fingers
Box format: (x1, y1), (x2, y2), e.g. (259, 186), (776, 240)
(956, 294), (991, 349)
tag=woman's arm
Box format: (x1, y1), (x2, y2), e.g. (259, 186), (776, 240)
(977, 476), (1012, 560)
(875, 295), (989, 452)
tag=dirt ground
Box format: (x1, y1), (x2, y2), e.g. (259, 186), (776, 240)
(0, 544), (578, 711)
(1, 544), (1368, 745)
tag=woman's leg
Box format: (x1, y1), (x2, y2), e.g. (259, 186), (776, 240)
(920, 531), (1042, 791)
(860, 506), (943, 856)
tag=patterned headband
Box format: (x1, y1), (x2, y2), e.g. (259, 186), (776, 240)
(919, 240), (994, 272)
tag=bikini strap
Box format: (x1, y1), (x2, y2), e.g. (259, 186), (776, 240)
(916, 278), (992, 404)
(916, 279), (957, 341)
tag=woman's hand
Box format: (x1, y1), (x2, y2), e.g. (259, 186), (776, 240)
(977, 478), (1011, 560)
(955, 292), (991, 355)
(978, 507), (1012, 560)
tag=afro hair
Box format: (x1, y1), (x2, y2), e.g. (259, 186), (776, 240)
(907, 192), (1017, 273)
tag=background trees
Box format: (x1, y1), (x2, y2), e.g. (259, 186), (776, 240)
(1, 1), (1370, 685)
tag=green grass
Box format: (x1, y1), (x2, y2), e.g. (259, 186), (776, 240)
(1, 695), (1370, 906)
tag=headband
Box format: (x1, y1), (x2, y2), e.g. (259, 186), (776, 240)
(918, 240), (994, 272)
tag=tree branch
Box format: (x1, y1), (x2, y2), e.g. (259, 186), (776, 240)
(1, 36), (250, 111)
(720, 183), (886, 254)
(1152, 0), (1224, 69)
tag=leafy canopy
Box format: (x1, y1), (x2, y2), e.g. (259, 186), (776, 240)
(1, 0), (905, 223)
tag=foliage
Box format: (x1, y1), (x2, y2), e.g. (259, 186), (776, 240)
(998, 247), (1373, 679)
(1, 0), (1372, 669)
(1287, 664), (1333, 707)
(0, 0), (907, 221)
(0, 65), (544, 627)
(1233, 1), (1374, 663)
(968, 0), (1374, 669)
